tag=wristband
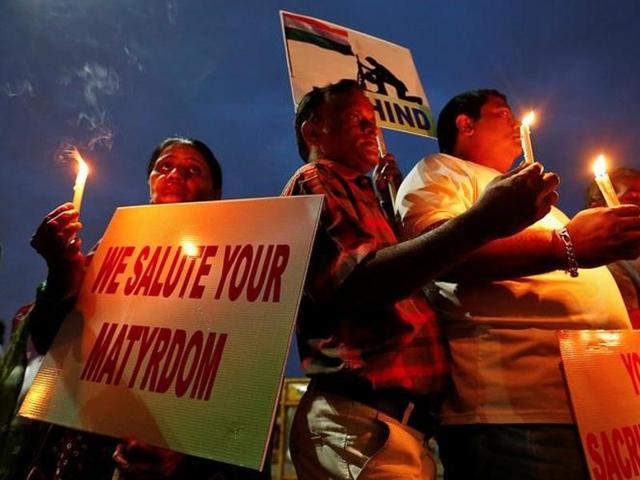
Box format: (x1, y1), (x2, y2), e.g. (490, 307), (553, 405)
(557, 227), (579, 278)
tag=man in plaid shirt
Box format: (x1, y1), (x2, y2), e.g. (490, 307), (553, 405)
(282, 79), (559, 479)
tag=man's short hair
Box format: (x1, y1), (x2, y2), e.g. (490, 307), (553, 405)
(294, 79), (362, 162)
(437, 89), (507, 154)
(585, 167), (640, 206)
(147, 137), (222, 193)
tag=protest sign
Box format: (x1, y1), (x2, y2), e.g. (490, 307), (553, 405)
(559, 330), (640, 480)
(281, 10), (436, 138)
(20, 196), (322, 471)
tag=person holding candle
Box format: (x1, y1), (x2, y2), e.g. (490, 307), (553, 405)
(587, 167), (640, 328)
(282, 80), (560, 480)
(4, 138), (267, 479)
(395, 89), (640, 480)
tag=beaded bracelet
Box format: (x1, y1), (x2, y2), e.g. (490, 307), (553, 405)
(557, 227), (579, 277)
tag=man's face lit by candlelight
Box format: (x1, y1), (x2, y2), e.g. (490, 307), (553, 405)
(468, 96), (522, 172)
(148, 144), (218, 204)
(302, 88), (380, 174)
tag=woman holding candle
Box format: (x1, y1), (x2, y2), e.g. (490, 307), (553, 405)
(3, 138), (267, 479)
(28, 137), (222, 354)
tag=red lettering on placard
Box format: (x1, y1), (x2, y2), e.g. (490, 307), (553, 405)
(91, 243), (287, 300)
(191, 332), (227, 400)
(586, 432), (606, 480)
(228, 245), (253, 301)
(178, 255), (199, 298)
(214, 244), (290, 302)
(81, 323), (228, 401)
(621, 425), (640, 476)
(163, 246), (186, 297)
(189, 246), (218, 299)
(113, 325), (144, 386)
(124, 246), (148, 295)
(120, 245), (222, 299)
(175, 331), (203, 398)
(81, 322), (117, 381)
(140, 327), (172, 391)
(612, 427), (632, 478)
(601, 429), (622, 480)
(585, 426), (640, 480)
(215, 245), (241, 299)
(246, 244), (274, 301)
(134, 246), (163, 296)
(149, 246), (173, 297)
(621, 352), (640, 395)
(92, 247), (122, 293)
(262, 244), (290, 302)
(92, 247), (135, 294)
(155, 329), (187, 393)
(128, 327), (159, 388)
(96, 323), (129, 385)
(107, 246), (134, 294)
(635, 426), (640, 461)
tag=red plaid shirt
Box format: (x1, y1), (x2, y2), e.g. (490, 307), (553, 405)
(282, 159), (448, 399)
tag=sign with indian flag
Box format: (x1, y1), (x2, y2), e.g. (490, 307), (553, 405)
(559, 330), (640, 480)
(19, 196), (323, 471)
(281, 10), (435, 138)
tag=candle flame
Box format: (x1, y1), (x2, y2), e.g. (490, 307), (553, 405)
(593, 154), (607, 178)
(182, 241), (200, 257)
(522, 111), (536, 127)
(70, 147), (89, 213)
(73, 149), (89, 181)
(68, 147), (89, 185)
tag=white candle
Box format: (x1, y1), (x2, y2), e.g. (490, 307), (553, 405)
(593, 154), (620, 207)
(520, 111), (536, 165)
(71, 149), (89, 213)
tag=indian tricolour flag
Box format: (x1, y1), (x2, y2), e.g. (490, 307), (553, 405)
(282, 11), (354, 56)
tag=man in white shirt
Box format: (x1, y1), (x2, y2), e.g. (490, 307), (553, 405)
(396, 89), (640, 480)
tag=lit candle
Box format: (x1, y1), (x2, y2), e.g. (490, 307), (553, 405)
(71, 148), (89, 213)
(593, 154), (620, 207)
(520, 111), (536, 165)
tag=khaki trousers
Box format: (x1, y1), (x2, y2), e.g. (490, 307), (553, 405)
(290, 389), (436, 480)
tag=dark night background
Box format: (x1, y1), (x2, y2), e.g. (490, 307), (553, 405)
(1, 0), (638, 375)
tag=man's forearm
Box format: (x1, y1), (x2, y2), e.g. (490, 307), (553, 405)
(340, 207), (500, 306)
(436, 226), (566, 282)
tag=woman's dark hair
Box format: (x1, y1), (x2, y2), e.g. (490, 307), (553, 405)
(147, 137), (222, 192)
